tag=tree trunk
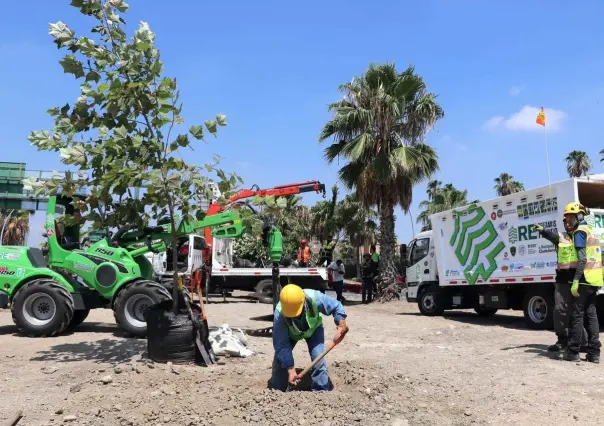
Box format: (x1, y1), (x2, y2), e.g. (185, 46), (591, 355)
(355, 242), (361, 279)
(168, 208), (180, 315)
(377, 199), (400, 302)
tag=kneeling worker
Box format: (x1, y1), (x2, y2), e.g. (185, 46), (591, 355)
(271, 284), (349, 391)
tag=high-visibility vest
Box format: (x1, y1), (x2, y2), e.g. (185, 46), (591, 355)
(371, 252), (380, 263)
(297, 246), (310, 263)
(557, 232), (578, 270)
(276, 290), (323, 341)
(575, 224), (603, 287)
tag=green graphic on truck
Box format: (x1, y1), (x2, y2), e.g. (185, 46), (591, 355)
(450, 205), (505, 285)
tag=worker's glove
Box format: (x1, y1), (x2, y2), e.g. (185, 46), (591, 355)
(287, 367), (299, 386)
(333, 319), (349, 345)
(532, 224), (544, 233)
(571, 280), (580, 298)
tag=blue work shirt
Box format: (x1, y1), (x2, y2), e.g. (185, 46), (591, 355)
(273, 290), (347, 369)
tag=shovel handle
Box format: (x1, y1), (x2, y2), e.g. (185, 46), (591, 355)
(296, 341), (336, 381)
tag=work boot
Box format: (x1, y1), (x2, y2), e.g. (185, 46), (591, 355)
(548, 340), (566, 352)
(586, 354), (600, 364)
(563, 351), (580, 362)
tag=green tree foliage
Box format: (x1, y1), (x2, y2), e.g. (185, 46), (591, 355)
(417, 181), (477, 230)
(23, 0), (237, 310)
(494, 173), (524, 196)
(310, 185), (339, 244)
(336, 194), (377, 276)
(565, 150), (592, 178)
(319, 63), (443, 298)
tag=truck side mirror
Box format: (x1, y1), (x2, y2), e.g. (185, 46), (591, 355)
(399, 244), (408, 266)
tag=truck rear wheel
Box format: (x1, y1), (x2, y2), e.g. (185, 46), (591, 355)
(418, 285), (445, 316)
(11, 279), (75, 337)
(522, 289), (554, 330)
(113, 280), (172, 337)
(255, 279), (274, 304)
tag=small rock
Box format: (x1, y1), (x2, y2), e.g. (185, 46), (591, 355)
(163, 415), (172, 423)
(365, 388), (371, 395)
(385, 414), (391, 420)
(114, 365), (123, 374)
(97, 368), (106, 373)
(55, 408), (64, 415)
(314, 410), (323, 418)
(100, 375), (113, 384)
(167, 362), (180, 375)
(299, 420), (306, 425)
(464, 411), (472, 416)
(41, 366), (59, 374)
(150, 391), (161, 397)
(69, 384), (82, 393)
(114, 404), (122, 411)
(146, 361), (155, 369)
(6, 354), (15, 358)
(63, 415), (77, 422)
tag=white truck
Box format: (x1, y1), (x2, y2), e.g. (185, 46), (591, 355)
(146, 234), (328, 303)
(403, 175), (604, 329)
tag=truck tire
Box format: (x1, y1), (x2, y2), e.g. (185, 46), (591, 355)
(522, 289), (554, 330)
(113, 280), (172, 337)
(11, 279), (75, 337)
(474, 306), (498, 317)
(417, 285), (445, 316)
(255, 279), (274, 304)
(67, 309), (90, 329)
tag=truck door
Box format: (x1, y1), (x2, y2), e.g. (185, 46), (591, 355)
(405, 237), (431, 299)
(191, 236), (205, 272)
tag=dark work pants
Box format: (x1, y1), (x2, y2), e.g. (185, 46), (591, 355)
(333, 280), (344, 301)
(362, 277), (373, 303)
(568, 285), (601, 356)
(554, 283), (588, 345)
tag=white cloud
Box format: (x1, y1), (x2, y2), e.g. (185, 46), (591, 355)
(483, 105), (567, 132)
(509, 85), (525, 96)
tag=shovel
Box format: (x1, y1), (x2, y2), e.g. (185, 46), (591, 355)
(286, 341), (337, 392)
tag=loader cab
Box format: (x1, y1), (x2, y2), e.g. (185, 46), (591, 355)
(46, 195), (85, 256)
(403, 231), (438, 301)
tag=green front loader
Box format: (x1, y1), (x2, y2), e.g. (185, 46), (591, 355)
(0, 195), (245, 337)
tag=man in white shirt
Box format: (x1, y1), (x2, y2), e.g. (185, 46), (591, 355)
(328, 259), (345, 301)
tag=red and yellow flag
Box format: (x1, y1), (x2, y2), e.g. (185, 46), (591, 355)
(536, 107), (546, 126)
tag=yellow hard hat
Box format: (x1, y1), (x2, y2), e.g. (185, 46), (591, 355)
(564, 202), (586, 215)
(280, 284), (305, 318)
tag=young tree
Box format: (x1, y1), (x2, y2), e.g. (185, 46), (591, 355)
(24, 0), (237, 313)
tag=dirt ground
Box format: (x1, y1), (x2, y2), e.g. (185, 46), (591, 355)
(1, 290), (604, 426)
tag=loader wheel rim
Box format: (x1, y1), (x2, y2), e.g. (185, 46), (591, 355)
(528, 295), (547, 324)
(23, 293), (57, 326)
(124, 294), (153, 328)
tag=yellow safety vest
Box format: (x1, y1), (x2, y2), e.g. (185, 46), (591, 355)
(557, 232), (578, 270)
(575, 224), (603, 287)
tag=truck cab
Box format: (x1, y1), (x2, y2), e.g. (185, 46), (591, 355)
(403, 231), (438, 302)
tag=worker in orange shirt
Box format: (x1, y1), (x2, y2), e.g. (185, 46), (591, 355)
(297, 239), (311, 267)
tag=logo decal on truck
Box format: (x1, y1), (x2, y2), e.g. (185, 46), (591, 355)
(450, 205), (505, 285)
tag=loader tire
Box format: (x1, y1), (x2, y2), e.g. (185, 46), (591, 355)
(67, 309), (90, 329)
(113, 280), (172, 337)
(11, 279), (75, 337)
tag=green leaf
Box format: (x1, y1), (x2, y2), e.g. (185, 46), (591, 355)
(159, 104), (174, 113)
(86, 71), (101, 82)
(176, 135), (189, 147)
(205, 120), (218, 136)
(49, 22), (75, 48)
(59, 55), (85, 78)
(276, 197), (288, 209)
(216, 113), (227, 126)
(110, 0), (130, 12)
(189, 125), (204, 140)
(47, 107), (60, 117)
(131, 135), (143, 147)
(113, 126), (128, 143)
(60, 104), (70, 114)
(97, 83), (109, 92)
(135, 42), (151, 51)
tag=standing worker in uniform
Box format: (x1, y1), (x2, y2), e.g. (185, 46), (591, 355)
(534, 217), (588, 352)
(561, 203), (602, 362)
(271, 284), (349, 391)
(328, 259), (346, 302)
(297, 239), (311, 267)
(361, 253), (377, 304)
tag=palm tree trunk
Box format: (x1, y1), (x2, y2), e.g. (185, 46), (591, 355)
(377, 199), (400, 301)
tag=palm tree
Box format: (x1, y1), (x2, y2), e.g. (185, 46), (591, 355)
(310, 185), (339, 245)
(565, 150), (592, 177)
(319, 63), (443, 296)
(0, 209), (30, 245)
(494, 173), (524, 196)
(417, 181), (476, 230)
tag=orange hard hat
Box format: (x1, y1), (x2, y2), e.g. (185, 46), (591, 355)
(300, 239), (307, 245)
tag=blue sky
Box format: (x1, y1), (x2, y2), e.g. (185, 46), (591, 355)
(2, 0), (604, 247)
